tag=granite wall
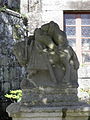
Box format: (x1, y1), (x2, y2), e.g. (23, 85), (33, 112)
(0, 9), (25, 93)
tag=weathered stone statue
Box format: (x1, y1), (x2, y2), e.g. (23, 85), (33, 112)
(13, 21), (79, 88)
(7, 21), (90, 120)
(12, 21), (80, 106)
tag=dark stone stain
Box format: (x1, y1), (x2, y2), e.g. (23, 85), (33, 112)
(62, 108), (68, 119)
(0, 11), (25, 93)
(88, 116), (90, 120)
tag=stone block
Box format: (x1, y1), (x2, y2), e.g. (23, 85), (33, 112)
(7, 103), (90, 120)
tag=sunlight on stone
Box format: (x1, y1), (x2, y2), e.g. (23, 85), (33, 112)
(49, 59), (53, 63)
(39, 86), (44, 91)
(43, 49), (47, 52)
(42, 98), (47, 104)
(62, 67), (65, 70)
(60, 54), (65, 57)
(64, 49), (69, 53)
(48, 43), (54, 49)
(50, 51), (55, 55)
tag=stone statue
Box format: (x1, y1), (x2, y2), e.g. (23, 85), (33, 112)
(6, 21), (90, 120)
(13, 21), (79, 88)
(13, 21), (79, 106)
(35, 21), (79, 86)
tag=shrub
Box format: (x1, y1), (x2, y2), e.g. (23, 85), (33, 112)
(5, 90), (22, 102)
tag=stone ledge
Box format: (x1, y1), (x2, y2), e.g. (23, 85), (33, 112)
(7, 103), (90, 120)
(1, 8), (21, 18)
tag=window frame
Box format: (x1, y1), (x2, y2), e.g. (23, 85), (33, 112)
(64, 11), (90, 65)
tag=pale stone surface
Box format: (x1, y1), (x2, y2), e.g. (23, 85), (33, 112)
(20, 0), (28, 13)
(20, 0), (90, 33)
(78, 66), (90, 101)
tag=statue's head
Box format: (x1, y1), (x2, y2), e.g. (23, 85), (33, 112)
(41, 22), (50, 33)
(41, 21), (55, 33)
(45, 21), (68, 47)
(38, 21), (68, 47)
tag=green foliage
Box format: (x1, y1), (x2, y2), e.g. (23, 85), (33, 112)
(5, 90), (22, 102)
(0, 6), (6, 12)
(13, 24), (21, 40)
(15, 24), (21, 28)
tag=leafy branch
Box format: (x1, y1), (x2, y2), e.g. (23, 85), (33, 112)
(5, 90), (22, 102)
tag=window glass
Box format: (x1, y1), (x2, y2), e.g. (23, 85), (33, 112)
(68, 38), (76, 51)
(81, 26), (90, 37)
(64, 14), (76, 25)
(65, 26), (76, 36)
(64, 13), (90, 64)
(82, 39), (90, 51)
(82, 52), (90, 63)
(81, 14), (90, 25)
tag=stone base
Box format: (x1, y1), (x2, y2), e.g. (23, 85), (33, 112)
(21, 87), (79, 107)
(7, 103), (90, 120)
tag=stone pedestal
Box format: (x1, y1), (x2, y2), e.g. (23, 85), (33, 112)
(6, 87), (90, 120)
(20, 87), (79, 107)
(7, 103), (90, 120)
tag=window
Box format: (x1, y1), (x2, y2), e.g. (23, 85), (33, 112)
(64, 13), (90, 65)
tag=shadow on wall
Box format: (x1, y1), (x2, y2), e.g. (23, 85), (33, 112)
(68, 1), (90, 10)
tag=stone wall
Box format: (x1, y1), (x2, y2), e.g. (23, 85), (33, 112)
(21, 0), (90, 33)
(20, 0), (43, 35)
(0, 9), (25, 93)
